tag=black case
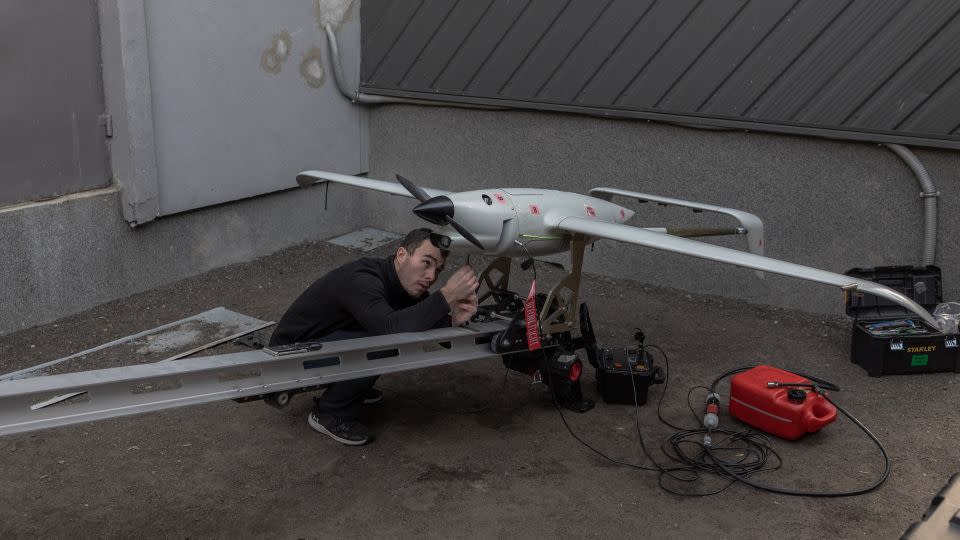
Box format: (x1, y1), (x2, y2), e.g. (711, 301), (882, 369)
(845, 265), (959, 377)
(595, 348), (664, 404)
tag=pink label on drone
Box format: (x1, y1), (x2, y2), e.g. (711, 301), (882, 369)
(494, 193), (507, 204)
(585, 205), (596, 218)
(619, 208), (626, 220)
(529, 204), (540, 215)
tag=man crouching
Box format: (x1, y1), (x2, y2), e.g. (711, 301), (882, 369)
(269, 228), (479, 445)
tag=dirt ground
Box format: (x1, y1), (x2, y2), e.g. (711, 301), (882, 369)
(1, 240), (957, 539)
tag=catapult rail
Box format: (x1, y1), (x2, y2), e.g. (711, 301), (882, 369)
(0, 321), (510, 437)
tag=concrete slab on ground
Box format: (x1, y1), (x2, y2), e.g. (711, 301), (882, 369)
(327, 227), (402, 252)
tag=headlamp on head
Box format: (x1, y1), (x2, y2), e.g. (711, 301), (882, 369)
(429, 233), (451, 250)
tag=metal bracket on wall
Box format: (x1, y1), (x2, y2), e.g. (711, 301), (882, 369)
(98, 114), (113, 138)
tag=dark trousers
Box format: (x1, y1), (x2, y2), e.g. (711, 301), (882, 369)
(314, 330), (378, 422)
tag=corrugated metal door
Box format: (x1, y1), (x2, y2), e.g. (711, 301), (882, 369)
(359, 0), (960, 149)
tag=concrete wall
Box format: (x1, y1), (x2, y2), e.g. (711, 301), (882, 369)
(0, 184), (362, 336)
(363, 105), (960, 317)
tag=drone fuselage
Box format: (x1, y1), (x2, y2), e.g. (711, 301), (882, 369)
(437, 189), (635, 257)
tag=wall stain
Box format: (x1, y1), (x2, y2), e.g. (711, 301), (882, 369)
(261, 1), (354, 87)
(299, 46), (326, 88)
(260, 31), (292, 75)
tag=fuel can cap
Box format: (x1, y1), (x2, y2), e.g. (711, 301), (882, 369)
(787, 388), (807, 403)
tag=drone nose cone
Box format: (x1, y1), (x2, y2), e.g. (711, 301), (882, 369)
(413, 196), (454, 225)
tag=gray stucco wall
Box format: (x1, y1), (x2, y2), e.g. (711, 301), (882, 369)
(0, 184), (362, 336)
(363, 105), (960, 317)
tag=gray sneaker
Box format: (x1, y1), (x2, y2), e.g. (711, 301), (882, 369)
(307, 412), (371, 446)
(362, 387), (383, 404)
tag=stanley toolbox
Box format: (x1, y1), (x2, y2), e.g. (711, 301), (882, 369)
(845, 265), (959, 377)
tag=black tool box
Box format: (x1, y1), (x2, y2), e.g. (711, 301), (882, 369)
(595, 347), (664, 404)
(845, 265), (959, 377)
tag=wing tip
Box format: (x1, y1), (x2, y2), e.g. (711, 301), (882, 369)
(296, 173), (320, 188)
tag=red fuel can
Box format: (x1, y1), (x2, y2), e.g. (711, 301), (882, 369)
(728, 365), (837, 441)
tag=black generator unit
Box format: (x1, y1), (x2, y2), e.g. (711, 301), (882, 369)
(846, 265), (959, 377)
(594, 347), (664, 405)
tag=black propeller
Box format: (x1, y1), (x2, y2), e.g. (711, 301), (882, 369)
(396, 174), (485, 250)
(395, 174), (431, 203)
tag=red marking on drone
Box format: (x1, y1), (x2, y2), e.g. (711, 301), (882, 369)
(619, 208), (626, 220)
(524, 280), (541, 351)
(494, 193), (507, 204)
(585, 205), (597, 218)
(529, 204), (540, 216)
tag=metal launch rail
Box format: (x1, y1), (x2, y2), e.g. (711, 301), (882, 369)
(0, 320), (510, 436)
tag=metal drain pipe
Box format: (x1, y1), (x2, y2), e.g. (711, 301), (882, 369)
(884, 144), (940, 266)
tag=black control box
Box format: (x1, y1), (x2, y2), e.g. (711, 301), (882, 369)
(595, 347), (664, 405)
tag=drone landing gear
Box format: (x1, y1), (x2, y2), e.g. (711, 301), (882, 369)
(475, 247), (594, 413)
(475, 237), (587, 336)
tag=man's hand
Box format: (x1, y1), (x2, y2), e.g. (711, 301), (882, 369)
(451, 293), (478, 327)
(440, 265), (479, 306)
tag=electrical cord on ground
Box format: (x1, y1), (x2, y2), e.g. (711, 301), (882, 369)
(514, 250), (889, 497)
(699, 377), (890, 497)
(541, 349), (660, 473)
(656, 363), (888, 497)
(514, 243), (657, 473)
(520, 250), (749, 490)
(521, 251), (731, 483)
(541, 338), (749, 495)
(649, 344), (693, 431)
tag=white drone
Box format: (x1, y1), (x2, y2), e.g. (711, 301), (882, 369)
(297, 170), (938, 333)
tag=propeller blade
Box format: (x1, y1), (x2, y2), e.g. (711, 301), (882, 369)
(395, 174), (431, 203)
(445, 217), (484, 250)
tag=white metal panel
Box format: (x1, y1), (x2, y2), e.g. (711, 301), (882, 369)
(143, 0), (366, 215)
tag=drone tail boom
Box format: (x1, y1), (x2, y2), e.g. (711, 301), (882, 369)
(589, 187), (765, 256)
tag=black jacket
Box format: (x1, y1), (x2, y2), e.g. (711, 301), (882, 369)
(269, 256), (451, 346)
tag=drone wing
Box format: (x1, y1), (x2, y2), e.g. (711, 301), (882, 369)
(551, 215), (939, 328)
(296, 170), (450, 199)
